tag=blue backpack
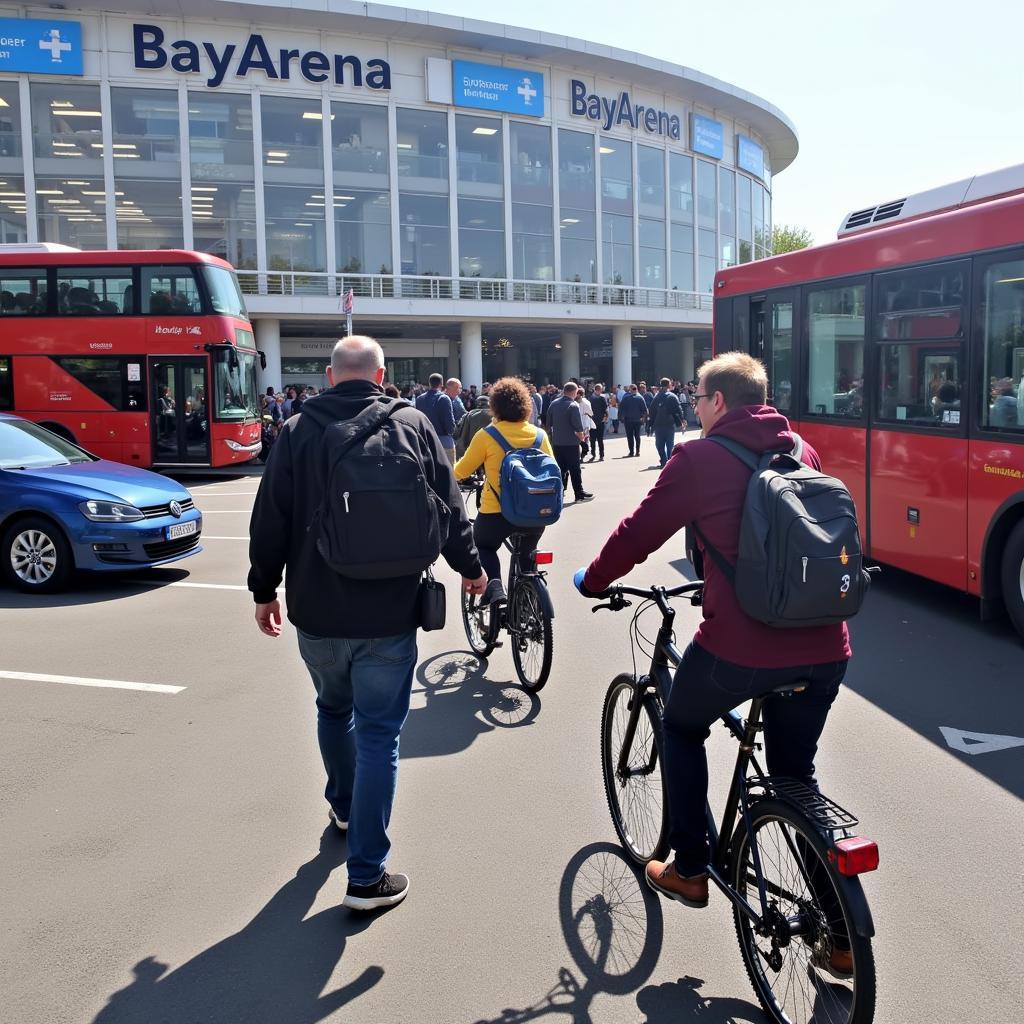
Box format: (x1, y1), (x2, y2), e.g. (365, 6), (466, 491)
(484, 425), (563, 527)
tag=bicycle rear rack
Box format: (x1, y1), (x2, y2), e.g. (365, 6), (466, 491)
(748, 776), (859, 833)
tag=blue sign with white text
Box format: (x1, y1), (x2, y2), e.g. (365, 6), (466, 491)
(0, 18), (83, 75)
(691, 114), (723, 159)
(452, 60), (544, 117)
(737, 135), (765, 179)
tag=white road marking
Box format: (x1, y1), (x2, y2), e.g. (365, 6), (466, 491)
(939, 727), (1024, 756)
(0, 670), (184, 695)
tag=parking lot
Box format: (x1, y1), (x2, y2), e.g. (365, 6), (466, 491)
(1, 443), (1022, 1023)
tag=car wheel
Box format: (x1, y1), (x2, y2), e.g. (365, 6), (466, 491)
(2, 516), (74, 593)
(1001, 519), (1024, 643)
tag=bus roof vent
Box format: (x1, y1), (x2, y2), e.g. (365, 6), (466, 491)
(836, 161), (1024, 238)
(0, 242), (82, 253)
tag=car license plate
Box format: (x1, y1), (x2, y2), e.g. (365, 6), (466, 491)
(166, 520), (198, 540)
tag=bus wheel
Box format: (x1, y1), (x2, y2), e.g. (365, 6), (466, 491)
(2, 516), (74, 593)
(1002, 520), (1024, 642)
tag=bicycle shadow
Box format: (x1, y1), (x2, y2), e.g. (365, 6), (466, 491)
(89, 828), (382, 1024)
(469, 842), (767, 1024)
(399, 651), (541, 760)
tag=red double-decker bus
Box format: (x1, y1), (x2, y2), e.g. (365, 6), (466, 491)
(0, 245), (262, 469)
(713, 164), (1024, 640)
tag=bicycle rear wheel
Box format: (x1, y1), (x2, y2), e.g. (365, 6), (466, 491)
(461, 590), (497, 658)
(601, 674), (670, 866)
(729, 799), (876, 1024)
(509, 577), (553, 691)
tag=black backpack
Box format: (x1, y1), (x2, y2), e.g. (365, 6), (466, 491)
(692, 434), (870, 627)
(307, 398), (450, 580)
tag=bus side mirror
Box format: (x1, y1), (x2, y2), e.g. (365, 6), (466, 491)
(258, 350), (267, 371)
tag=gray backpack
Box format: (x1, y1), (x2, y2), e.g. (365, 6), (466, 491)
(692, 434), (870, 628)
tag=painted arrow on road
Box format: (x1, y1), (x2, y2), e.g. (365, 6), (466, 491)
(939, 727), (1024, 756)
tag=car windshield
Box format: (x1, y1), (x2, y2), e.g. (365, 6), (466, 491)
(202, 266), (249, 321)
(0, 420), (95, 469)
(213, 349), (260, 421)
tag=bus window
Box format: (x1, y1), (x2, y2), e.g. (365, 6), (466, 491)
(202, 265), (249, 321)
(52, 357), (148, 411)
(0, 269), (47, 316)
(0, 357), (12, 410)
(769, 298), (794, 413)
(875, 261), (967, 340)
(142, 266), (202, 316)
(805, 282), (866, 418)
(876, 343), (962, 427)
(980, 257), (1024, 432)
(56, 268), (133, 316)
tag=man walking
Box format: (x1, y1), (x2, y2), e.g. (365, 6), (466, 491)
(248, 336), (487, 911)
(546, 381), (593, 502)
(416, 372), (457, 464)
(638, 382), (655, 436)
(588, 383), (608, 461)
(618, 384), (648, 457)
(445, 377), (467, 424)
(650, 377), (684, 467)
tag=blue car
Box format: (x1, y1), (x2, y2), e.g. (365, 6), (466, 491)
(0, 414), (203, 592)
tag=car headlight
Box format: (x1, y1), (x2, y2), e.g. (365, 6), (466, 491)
(78, 500), (145, 523)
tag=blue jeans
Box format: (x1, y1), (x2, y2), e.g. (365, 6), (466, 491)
(662, 641), (846, 876)
(297, 629), (417, 886)
(654, 424), (676, 466)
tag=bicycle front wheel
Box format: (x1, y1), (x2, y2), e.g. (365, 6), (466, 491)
(729, 799), (876, 1024)
(461, 590), (496, 658)
(600, 674), (670, 866)
(509, 577), (553, 691)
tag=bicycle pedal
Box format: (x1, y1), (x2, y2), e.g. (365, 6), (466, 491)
(491, 640), (504, 649)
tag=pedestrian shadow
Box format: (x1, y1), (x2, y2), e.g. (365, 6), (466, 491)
(90, 828), (383, 1024)
(399, 651), (541, 759)
(468, 842), (763, 1024)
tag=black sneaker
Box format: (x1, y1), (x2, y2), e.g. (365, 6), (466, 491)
(343, 871), (410, 911)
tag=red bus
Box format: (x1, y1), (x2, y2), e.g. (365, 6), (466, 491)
(0, 245), (262, 469)
(713, 166), (1024, 640)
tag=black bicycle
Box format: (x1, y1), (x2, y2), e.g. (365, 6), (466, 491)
(579, 577), (878, 1024)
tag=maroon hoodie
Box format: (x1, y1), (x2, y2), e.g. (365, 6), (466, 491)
(585, 405), (851, 668)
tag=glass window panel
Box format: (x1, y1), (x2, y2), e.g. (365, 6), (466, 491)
(141, 265), (202, 315)
(0, 82), (23, 160)
(188, 93), (254, 179)
(396, 108), (448, 183)
(0, 173), (27, 244)
(600, 136), (632, 214)
(806, 284), (866, 418)
(459, 197), (503, 231)
(770, 300), (794, 412)
(399, 192), (450, 276)
(718, 167), (735, 237)
(336, 190), (391, 274)
(331, 102), (388, 178)
(637, 145), (664, 216)
(698, 228), (716, 292)
(753, 185), (765, 253)
(55, 268), (132, 315)
(738, 176), (753, 244)
(639, 215), (664, 287)
(764, 187), (772, 248)
(877, 342), (962, 427)
(262, 95), (323, 171)
(36, 175), (106, 249)
(115, 178), (184, 250)
(981, 258), (1024, 431)
(669, 152), (693, 223)
(191, 183), (257, 270)
(0, 356), (11, 410)
(110, 87), (179, 164)
(510, 122), (551, 197)
(602, 211), (633, 286)
(265, 185), (326, 272)
(0, 267), (47, 315)
(456, 114), (503, 187)
(559, 129), (595, 211)
(720, 235), (735, 268)
(459, 197), (504, 278)
(560, 207), (596, 283)
(697, 160), (716, 229)
(30, 82), (103, 171)
(875, 261), (967, 340)
(670, 248), (694, 292)
(53, 357), (144, 410)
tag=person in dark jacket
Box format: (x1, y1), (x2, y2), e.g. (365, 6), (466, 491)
(578, 352), (851, 977)
(617, 385), (648, 457)
(249, 336), (486, 912)
(588, 384), (608, 461)
(546, 381), (593, 502)
(649, 377), (684, 467)
(639, 382), (655, 436)
(455, 393), (491, 457)
(415, 373), (457, 464)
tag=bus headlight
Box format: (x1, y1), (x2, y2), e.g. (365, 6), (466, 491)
(79, 500), (145, 523)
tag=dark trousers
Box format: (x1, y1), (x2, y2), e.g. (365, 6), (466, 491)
(473, 512), (542, 584)
(589, 422), (605, 459)
(553, 443), (584, 499)
(662, 641), (846, 877)
(623, 421), (642, 455)
(645, 411), (654, 436)
(654, 424), (677, 466)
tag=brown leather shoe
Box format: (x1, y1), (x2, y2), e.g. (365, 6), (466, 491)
(644, 859), (709, 908)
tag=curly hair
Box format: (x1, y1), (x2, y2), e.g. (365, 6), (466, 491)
(488, 376), (532, 422)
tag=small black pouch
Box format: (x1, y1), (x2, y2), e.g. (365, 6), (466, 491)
(417, 568), (446, 631)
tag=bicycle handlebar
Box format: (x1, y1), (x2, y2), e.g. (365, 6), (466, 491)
(573, 567), (703, 614)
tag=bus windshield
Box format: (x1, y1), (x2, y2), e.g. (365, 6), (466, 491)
(213, 349), (260, 421)
(203, 265), (249, 321)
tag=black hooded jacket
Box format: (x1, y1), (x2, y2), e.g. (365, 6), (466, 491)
(248, 380), (482, 638)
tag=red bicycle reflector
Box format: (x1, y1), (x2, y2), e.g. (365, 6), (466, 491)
(829, 836), (879, 876)
(535, 551), (553, 565)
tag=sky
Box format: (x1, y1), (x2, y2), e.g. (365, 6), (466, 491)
(375, 0), (1024, 246)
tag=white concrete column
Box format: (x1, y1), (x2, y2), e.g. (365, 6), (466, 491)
(255, 318), (282, 393)
(461, 321), (483, 390)
(613, 324), (633, 388)
(447, 338), (461, 380)
(560, 331), (580, 382)
(682, 336), (696, 383)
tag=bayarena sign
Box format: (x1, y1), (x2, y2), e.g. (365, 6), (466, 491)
(570, 79), (681, 139)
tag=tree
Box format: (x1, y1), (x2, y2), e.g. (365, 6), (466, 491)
(771, 224), (814, 255)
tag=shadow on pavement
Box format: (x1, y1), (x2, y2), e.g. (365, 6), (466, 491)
(91, 828), (382, 1024)
(469, 842), (766, 1024)
(0, 567), (190, 608)
(400, 651), (540, 759)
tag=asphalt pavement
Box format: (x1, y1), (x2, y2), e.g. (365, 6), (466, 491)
(1, 426), (1022, 1024)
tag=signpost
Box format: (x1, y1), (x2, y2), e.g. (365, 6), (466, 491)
(342, 288), (354, 337)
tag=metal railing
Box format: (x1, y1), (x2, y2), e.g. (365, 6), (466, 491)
(236, 271), (712, 311)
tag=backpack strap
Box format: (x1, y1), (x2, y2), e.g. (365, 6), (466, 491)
(534, 428), (544, 449)
(484, 424), (513, 453)
(317, 398), (406, 459)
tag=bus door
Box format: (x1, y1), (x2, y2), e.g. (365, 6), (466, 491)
(867, 260), (970, 589)
(149, 357), (210, 465)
